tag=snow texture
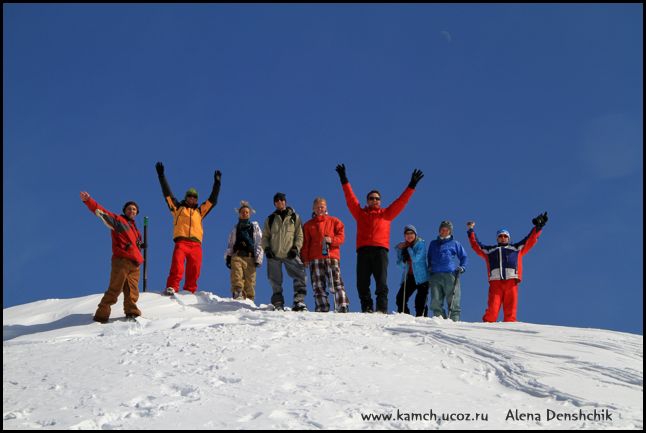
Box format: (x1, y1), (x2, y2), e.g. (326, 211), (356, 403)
(3, 291), (643, 430)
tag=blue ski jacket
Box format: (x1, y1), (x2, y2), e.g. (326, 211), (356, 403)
(396, 238), (429, 285)
(427, 236), (468, 274)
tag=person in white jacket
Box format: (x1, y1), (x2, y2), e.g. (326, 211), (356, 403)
(225, 201), (263, 301)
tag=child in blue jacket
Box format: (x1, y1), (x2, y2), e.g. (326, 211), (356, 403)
(395, 225), (430, 316)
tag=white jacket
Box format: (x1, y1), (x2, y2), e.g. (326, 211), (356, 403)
(225, 221), (264, 266)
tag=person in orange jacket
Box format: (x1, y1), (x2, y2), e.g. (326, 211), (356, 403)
(80, 191), (144, 323)
(335, 164), (424, 313)
(302, 197), (349, 313)
(467, 212), (547, 322)
(155, 162), (221, 295)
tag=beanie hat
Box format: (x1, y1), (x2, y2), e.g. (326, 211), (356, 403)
(273, 192), (286, 203)
(404, 224), (418, 236)
(122, 201), (139, 215)
(496, 228), (511, 238)
(439, 220), (454, 235)
(185, 188), (198, 199)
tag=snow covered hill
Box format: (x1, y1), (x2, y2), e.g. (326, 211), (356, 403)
(3, 292), (643, 430)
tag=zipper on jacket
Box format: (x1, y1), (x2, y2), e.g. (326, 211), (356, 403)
(499, 247), (505, 280)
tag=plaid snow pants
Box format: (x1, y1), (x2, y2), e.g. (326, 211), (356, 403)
(309, 258), (349, 312)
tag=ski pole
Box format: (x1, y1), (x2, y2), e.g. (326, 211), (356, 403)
(143, 216), (148, 292)
(448, 270), (461, 319)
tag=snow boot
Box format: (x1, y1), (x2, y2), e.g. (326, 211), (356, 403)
(292, 302), (308, 312)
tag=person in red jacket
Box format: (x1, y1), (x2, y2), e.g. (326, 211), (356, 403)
(80, 191), (145, 323)
(467, 212), (548, 323)
(302, 197), (349, 313)
(335, 164), (424, 313)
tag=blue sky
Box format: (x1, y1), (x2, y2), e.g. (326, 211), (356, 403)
(4, 4), (643, 334)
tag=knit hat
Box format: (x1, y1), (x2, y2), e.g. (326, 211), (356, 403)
(273, 192), (286, 203)
(496, 228), (511, 238)
(122, 201), (139, 215)
(404, 224), (418, 235)
(185, 188), (198, 199)
(439, 220), (453, 235)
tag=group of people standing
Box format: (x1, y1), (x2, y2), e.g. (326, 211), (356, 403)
(81, 162), (548, 325)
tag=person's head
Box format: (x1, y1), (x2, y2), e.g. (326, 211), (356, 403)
(366, 190), (382, 209)
(439, 220), (453, 238)
(496, 228), (511, 245)
(312, 197), (327, 216)
(185, 188), (198, 207)
(236, 200), (254, 220)
(122, 201), (139, 221)
(404, 224), (417, 243)
(273, 192), (287, 211)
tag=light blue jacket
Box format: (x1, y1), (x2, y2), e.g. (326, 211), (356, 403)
(396, 238), (429, 285)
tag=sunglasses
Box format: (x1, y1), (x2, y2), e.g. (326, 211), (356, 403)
(368, 196), (381, 201)
(497, 234), (509, 238)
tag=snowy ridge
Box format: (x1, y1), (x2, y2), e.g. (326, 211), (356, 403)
(3, 292), (643, 430)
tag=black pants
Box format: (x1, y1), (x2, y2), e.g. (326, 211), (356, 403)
(356, 246), (389, 312)
(395, 276), (429, 317)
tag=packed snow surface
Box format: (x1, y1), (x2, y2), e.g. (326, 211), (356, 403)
(3, 292), (643, 429)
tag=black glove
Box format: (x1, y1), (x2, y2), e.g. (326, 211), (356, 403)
(214, 170), (222, 184)
(401, 248), (411, 262)
(532, 211), (548, 229)
(408, 169), (424, 189)
(456, 266), (465, 274)
(226, 255), (232, 269)
(335, 164), (348, 185)
(287, 247), (299, 260)
(155, 162), (164, 176)
(139, 242), (147, 250)
(265, 248), (275, 259)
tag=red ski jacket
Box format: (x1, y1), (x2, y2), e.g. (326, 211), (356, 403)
(84, 198), (144, 265)
(302, 215), (345, 263)
(342, 183), (414, 251)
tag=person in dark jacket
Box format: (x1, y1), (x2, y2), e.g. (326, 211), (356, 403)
(81, 191), (144, 323)
(467, 212), (547, 322)
(427, 221), (468, 321)
(336, 163), (424, 314)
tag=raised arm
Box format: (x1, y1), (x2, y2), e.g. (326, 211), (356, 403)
(155, 162), (179, 210)
(382, 169), (423, 220)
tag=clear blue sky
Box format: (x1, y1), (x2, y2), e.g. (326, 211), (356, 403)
(4, 4), (643, 334)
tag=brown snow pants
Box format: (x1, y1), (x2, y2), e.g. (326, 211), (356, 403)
(94, 257), (141, 322)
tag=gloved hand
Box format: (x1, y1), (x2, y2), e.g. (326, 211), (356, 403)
(466, 221), (475, 230)
(214, 170), (222, 184)
(155, 162), (164, 176)
(287, 247), (299, 260)
(456, 266), (465, 274)
(408, 169), (424, 189)
(532, 212), (548, 229)
(401, 248), (411, 262)
(139, 242), (147, 250)
(335, 164), (348, 184)
(226, 255), (232, 269)
(265, 248), (275, 259)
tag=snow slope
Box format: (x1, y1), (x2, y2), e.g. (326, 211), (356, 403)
(3, 292), (643, 430)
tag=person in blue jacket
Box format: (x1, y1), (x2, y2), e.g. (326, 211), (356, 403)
(427, 221), (468, 321)
(395, 225), (430, 316)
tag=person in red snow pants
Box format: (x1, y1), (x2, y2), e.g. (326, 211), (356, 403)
(466, 212), (547, 323)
